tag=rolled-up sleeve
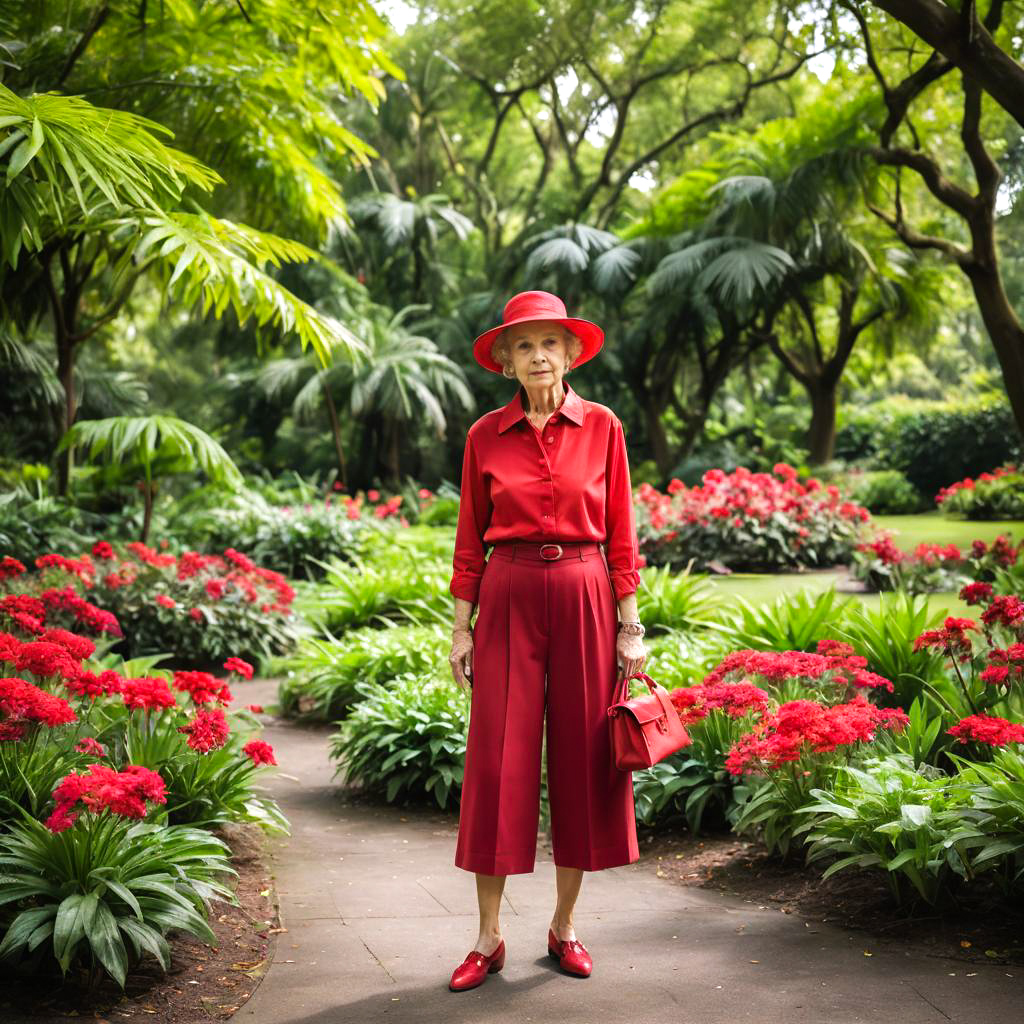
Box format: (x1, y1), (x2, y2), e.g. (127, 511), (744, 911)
(449, 431), (491, 603)
(605, 416), (641, 600)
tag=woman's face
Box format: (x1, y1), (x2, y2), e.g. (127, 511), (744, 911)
(506, 320), (570, 389)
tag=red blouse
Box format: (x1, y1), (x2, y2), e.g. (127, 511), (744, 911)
(449, 380), (642, 604)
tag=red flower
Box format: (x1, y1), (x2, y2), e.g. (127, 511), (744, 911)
(247, 704), (264, 713)
(243, 739), (277, 765)
(14, 641), (83, 681)
(0, 676), (77, 728)
(367, 489), (380, 502)
(177, 707), (230, 752)
(948, 714), (1024, 747)
(121, 676), (178, 712)
(45, 763), (167, 832)
(66, 669), (126, 699)
(0, 556), (27, 580)
(960, 581), (994, 606)
(173, 670), (232, 707)
(913, 616), (981, 661)
(91, 541), (116, 560)
(223, 656), (254, 680)
(74, 736), (106, 756)
(39, 628), (96, 661)
(155, 594), (176, 609)
(725, 695), (908, 776)
(189, 607), (202, 622)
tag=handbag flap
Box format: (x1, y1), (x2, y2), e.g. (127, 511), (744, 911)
(613, 693), (670, 726)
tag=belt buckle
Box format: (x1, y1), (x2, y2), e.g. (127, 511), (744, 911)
(539, 543), (563, 560)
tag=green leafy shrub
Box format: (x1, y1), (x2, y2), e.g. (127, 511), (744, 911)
(4, 542), (300, 669)
(832, 592), (947, 711)
(328, 673), (467, 808)
(635, 564), (722, 635)
(793, 753), (978, 907)
(275, 623), (450, 721)
(836, 395), (1023, 499)
(848, 469), (929, 514)
(706, 587), (856, 654)
(936, 463), (1024, 520)
(635, 464), (874, 573)
(0, 811), (235, 989)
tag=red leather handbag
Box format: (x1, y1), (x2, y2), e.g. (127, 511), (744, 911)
(606, 671), (692, 771)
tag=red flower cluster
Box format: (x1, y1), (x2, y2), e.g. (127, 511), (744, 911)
(121, 675), (178, 712)
(638, 463), (871, 535)
(980, 643), (1024, 687)
(45, 763), (167, 832)
(669, 680), (772, 724)
(936, 463), (1019, 505)
(0, 556), (26, 581)
(66, 669), (126, 699)
(980, 595), (1024, 630)
(223, 656), (254, 679)
(12, 640), (84, 681)
(38, 587), (122, 636)
(173, 670), (232, 707)
(242, 739), (277, 765)
(74, 736), (107, 756)
(0, 676), (77, 733)
(177, 707), (230, 752)
(703, 638), (895, 694)
(948, 713), (1024, 747)
(913, 617), (982, 662)
(725, 695), (909, 776)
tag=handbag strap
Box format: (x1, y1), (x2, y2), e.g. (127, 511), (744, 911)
(616, 670), (658, 705)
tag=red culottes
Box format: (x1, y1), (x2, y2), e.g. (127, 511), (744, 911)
(454, 540), (640, 875)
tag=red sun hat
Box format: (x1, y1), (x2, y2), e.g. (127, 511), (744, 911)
(472, 290), (604, 375)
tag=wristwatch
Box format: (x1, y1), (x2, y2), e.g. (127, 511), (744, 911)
(617, 620), (645, 637)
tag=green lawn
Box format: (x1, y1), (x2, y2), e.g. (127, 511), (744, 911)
(687, 512), (1024, 621)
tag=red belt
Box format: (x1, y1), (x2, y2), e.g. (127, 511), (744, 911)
(488, 540), (603, 562)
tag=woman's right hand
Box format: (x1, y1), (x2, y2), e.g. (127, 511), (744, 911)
(449, 627), (474, 691)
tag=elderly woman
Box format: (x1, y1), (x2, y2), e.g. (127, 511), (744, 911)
(446, 290), (647, 992)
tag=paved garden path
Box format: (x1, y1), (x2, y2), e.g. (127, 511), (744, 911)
(234, 678), (1022, 1024)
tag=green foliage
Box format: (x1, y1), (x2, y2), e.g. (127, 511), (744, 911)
(831, 592), (946, 710)
(300, 548), (453, 634)
(793, 754), (980, 907)
(848, 469), (929, 515)
(707, 587), (856, 654)
(835, 396), (1023, 499)
(0, 812), (235, 988)
(328, 673), (467, 809)
(275, 623), (451, 722)
(941, 467), (1024, 520)
(948, 745), (1024, 893)
(170, 489), (369, 581)
(60, 415), (243, 490)
(634, 564), (722, 636)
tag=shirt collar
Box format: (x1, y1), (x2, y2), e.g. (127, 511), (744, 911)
(497, 379), (586, 434)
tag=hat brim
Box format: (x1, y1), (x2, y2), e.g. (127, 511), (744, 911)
(472, 315), (604, 375)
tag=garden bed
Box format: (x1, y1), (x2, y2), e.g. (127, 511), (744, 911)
(0, 823), (281, 1023)
(633, 827), (1024, 969)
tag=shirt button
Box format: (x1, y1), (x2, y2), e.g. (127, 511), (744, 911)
(546, 436), (554, 444)
(538, 457), (544, 463)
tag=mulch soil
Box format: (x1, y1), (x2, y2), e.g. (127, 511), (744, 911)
(631, 823), (1024, 969)
(0, 821), (282, 1023)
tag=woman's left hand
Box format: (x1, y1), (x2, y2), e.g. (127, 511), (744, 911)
(616, 631), (647, 682)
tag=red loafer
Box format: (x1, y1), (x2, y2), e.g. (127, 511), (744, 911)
(448, 939), (506, 991)
(547, 928), (593, 977)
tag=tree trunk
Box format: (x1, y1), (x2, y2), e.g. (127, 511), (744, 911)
(321, 380), (348, 489)
(962, 246), (1024, 445)
(806, 379), (838, 465)
(56, 335), (76, 496)
(141, 481), (154, 543)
